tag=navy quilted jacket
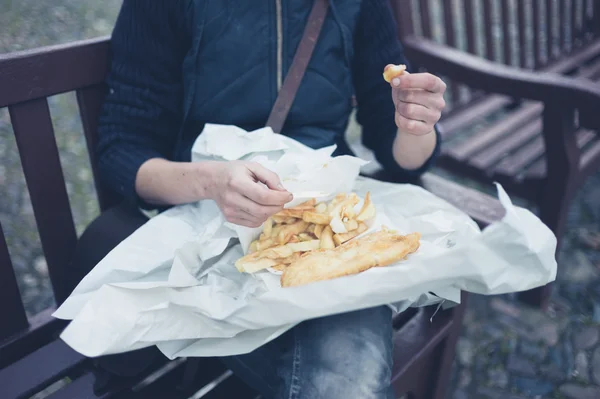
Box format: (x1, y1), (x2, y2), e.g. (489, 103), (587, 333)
(97, 0), (440, 204)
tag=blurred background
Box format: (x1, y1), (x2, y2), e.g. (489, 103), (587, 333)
(1, 1), (599, 398)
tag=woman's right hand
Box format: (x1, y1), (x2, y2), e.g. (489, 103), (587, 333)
(206, 161), (293, 228)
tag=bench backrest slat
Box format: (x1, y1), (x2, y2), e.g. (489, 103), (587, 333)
(0, 223), (29, 341)
(77, 85), (117, 212)
(9, 99), (78, 305)
(501, 0), (513, 65)
(483, 0), (495, 61)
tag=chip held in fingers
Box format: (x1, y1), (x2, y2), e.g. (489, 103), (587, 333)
(383, 64), (407, 83)
(235, 191), (420, 284)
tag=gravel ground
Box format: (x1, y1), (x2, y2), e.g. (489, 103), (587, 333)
(1, 1), (600, 398)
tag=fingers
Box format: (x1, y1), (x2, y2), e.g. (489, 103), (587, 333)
(395, 100), (441, 125)
(246, 162), (287, 191)
(392, 72), (446, 94)
(395, 113), (434, 136)
(395, 89), (446, 111)
(232, 166), (291, 206)
(221, 193), (283, 228)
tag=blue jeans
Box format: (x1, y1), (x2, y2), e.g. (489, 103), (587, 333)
(221, 306), (395, 399)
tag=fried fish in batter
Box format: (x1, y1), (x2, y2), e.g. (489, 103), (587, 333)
(280, 229), (420, 287)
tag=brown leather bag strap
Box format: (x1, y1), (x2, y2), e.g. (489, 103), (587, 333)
(266, 0), (329, 133)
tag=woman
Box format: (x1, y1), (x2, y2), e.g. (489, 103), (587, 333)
(71, 1), (446, 397)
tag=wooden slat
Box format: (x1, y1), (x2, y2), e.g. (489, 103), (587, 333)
(0, 37), (109, 108)
(443, 0), (456, 46)
(581, 139), (600, 174)
(560, 0), (567, 51)
(439, 95), (510, 137)
(494, 138), (545, 177)
(391, 0), (414, 39)
(518, 0), (528, 67)
(9, 100), (78, 305)
(0, 340), (86, 399)
(533, 0), (542, 68)
(420, 174), (506, 226)
(483, 0), (495, 60)
(462, 0), (477, 104)
(572, 0), (580, 44)
(0, 310), (65, 370)
(470, 118), (543, 170)
(443, 0), (461, 105)
(45, 373), (97, 399)
(0, 222), (29, 342)
(446, 103), (543, 160)
(76, 85), (117, 212)
(526, 130), (598, 178)
(200, 372), (258, 399)
(546, 0), (554, 61)
(501, 0), (513, 65)
(419, 0), (432, 39)
(391, 307), (453, 388)
(464, 0), (477, 55)
(545, 37), (600, 73)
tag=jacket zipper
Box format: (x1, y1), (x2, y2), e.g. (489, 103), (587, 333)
(275, 0), (283, 92)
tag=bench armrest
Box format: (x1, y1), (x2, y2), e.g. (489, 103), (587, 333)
(403, 37), (600, 127)
(370, 171), (505, 228)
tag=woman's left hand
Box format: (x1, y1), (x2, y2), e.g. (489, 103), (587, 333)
(390, 72), (447, 136)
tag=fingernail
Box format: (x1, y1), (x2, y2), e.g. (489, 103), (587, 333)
(277, 183), (285, 190)
(392, 78), (401, 87)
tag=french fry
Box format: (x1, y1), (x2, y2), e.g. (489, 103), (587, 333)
(315, 202), (327, 213)
(262, 245), (294, 259)
(286, 240), (320, 252)
(298, 233), (314, 241)
(329, 195), (361, 234)
(272, 215), (288, 224)
(307, 224), (316, 235)
(249, 240), (258, 253)
(333, 222), (368, 246)
(356, 192), (376, 222)
(296, 198), (316, 208)
(256, 238), (276, 251)
(275, 208), (305, 219)
(271, 263), (287, 272)
(263, 217), (273, 237)
(284, 217), (297, 224)
(314, 224), (324, 239)
(330, 193), (347, 207)
(344, 219), (359, 231)
(278, 221), (309, 244)
(302, 211), (332, 225)
(289, 235), (300, 243)
(237, 257), (279, 274)
(383, 64), (407, 83)
(320, 225), (335, 249)
(271, 225), (283, 238)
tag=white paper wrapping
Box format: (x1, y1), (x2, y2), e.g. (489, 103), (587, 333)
(54, 125), (557, 359)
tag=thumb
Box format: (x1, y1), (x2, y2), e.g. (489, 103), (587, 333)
(247, 163), (287, 191)
(391, 70), (410, 90)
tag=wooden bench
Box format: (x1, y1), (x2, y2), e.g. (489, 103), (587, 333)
(0, 37), (504, 399)
(389, 0), (600, 308)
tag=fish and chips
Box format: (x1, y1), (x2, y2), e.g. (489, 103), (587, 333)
(235, 192), (421, 286)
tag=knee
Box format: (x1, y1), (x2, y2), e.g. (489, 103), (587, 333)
(69, 203), (147, 288)
(296, 306), (394, 397)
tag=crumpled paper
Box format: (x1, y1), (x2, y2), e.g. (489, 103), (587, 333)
(54, 125), (557, 359)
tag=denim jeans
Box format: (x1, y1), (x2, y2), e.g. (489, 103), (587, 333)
(221, 306), (395, 399)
